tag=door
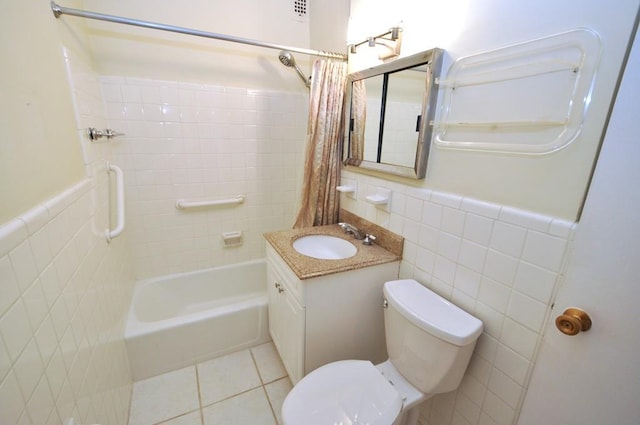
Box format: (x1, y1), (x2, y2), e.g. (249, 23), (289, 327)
(518, 25), (640, 425)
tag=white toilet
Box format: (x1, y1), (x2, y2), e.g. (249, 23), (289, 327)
(281, 278), (483, 425)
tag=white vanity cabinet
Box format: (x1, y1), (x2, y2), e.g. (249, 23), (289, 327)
(266, 244), (399, 384)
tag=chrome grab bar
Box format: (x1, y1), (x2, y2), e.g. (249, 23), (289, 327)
(105, 162), (125, 243)
(175, 195), (245, 210)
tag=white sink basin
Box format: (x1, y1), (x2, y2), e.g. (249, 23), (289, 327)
(292, 235), (357, 260)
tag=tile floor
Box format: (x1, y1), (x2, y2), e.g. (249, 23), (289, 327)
(128, 342), (292, 425)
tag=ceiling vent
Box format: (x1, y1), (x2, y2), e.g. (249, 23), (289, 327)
(292, 0), (307, 22)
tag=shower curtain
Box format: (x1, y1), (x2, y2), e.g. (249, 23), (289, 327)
(293, 59), (348, 228)
(350, 79), (366, 160)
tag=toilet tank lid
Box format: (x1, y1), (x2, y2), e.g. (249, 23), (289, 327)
(384, 279), (483, 346)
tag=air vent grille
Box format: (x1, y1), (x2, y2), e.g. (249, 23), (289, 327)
(293, 0), (307, 17)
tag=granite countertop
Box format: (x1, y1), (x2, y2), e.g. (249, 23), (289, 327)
(264, 221), (403, 280)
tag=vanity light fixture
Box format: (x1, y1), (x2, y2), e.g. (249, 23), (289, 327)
(349, 26), (403, 59)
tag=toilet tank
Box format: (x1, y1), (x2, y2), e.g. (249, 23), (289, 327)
(383, 279), (483, 395)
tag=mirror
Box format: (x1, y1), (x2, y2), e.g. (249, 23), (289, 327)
(343, 48), (443, 179)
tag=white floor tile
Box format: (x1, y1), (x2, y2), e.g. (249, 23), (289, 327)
(129, 366), (199, 425)
(202, 387), (276, 425)
(158, 410), (203, 425)
(251, 342), (287, 384)
(197, 349), (262, 406)
(264, 377), (292, 425)
(129, 345), (291, 425)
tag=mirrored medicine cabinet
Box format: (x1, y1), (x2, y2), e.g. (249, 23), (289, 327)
(343, 48), (443, 179)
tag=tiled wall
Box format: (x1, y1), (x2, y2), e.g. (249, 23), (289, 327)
(101, 77), (308, 279)
(0, 47), (135, 425)
(340, 169), (575, 425)
(0, 180), (134, 425)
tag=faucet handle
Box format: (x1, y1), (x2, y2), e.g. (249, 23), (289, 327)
(363, 234), (377, 245)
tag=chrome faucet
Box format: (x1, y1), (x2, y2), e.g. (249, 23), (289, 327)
(338, 222), (364, 240)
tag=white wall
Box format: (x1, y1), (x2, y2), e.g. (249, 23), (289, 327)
(0, 1), (86, 223)
(348, 0), (640, 220)
(83, 0), (315, 92)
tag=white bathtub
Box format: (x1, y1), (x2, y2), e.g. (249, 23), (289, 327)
(125, 259), (270, 380)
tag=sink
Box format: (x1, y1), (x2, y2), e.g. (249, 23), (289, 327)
(292, 235), (357, 260)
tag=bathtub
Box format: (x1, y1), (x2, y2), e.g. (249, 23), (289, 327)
(125, 259), (270, 380)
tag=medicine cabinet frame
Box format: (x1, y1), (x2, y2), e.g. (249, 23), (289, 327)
(343, 48), (444, 179)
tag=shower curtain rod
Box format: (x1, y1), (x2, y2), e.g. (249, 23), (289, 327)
(50, 1), (347, 60)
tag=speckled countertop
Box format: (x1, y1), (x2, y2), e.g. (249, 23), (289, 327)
(264, 211), (403, 280)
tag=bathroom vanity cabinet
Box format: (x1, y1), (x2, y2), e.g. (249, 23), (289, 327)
(266, 244), (399, 384)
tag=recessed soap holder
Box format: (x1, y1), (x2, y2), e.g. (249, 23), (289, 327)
(366, 187), (391, 211)
(337, 178), (357, 199)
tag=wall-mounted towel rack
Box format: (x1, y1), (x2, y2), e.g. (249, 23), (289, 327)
(105, 162), (125, 243)
(175, 195), (245, 210)
(433, 29), (602, 155)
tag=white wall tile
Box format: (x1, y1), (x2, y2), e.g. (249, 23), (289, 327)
(490, 222), (526, 257)
(493, 344), (531, 387)
(431, 191), (463, 208)
(483, 250), (518, 287)
(344, 174), (574, 425)
(499, 207), (552, 233)
(8, 241), (38, 292)
(0, 300), (33, 363)
(442, 207), (466, 236)
(482, 390), (516, 425)
(513, 262), (558, 304)
(0, 220), (29, 258)
(500, 319), (538, 360)
(521, 231), (567, 272)
(463, 214), (494, 246)
(461, 197), (501, 219)
(0, 372), (25, 425)
(454, 266), (482, 298)
(0, 335), (12, 381)
(458, 240), (487, 273)
(0, 256), (21, 316)
(488, 368), (522, 409)
(422, 201), (443, 227)
(478, 278), (511, 314)
(437, 233), (462, 261)
(506, 292), (548, 333)
(13, 339), (44, 402)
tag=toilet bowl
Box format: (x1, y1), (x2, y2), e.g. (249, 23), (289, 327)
(281, 279), (483, 425)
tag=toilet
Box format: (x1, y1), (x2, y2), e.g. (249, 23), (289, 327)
(281, 279), (483, 425)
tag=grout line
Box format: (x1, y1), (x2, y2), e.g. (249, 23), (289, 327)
(261, 384), (280, 425)
(194, 364), (205, 425)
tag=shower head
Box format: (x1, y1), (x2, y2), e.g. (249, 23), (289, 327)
(278, 50), (296, 67)
(278, 50), (310, 88)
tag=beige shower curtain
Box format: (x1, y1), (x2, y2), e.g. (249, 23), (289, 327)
(293, 59), (348, 228)
(350, 79), (367, 161)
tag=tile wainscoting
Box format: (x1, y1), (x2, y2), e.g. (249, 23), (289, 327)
(340, 169), (575, 425)
(0, 179), (135, 425)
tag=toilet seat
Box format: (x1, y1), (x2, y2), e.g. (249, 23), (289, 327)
(281, 360), (403, 425)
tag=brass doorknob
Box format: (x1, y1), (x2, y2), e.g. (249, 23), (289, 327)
(555, 308), (592, 336)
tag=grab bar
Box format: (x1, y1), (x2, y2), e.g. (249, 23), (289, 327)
(106, 162), (125, 243)
(175, 195), (245, 210)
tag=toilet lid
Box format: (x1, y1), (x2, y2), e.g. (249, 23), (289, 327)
(282, 360), (403, 425)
